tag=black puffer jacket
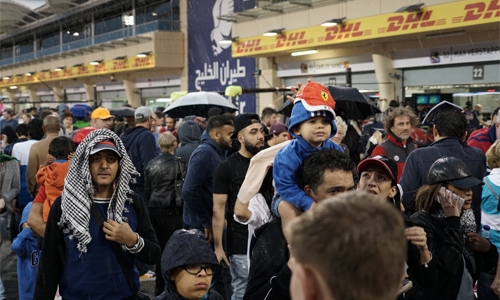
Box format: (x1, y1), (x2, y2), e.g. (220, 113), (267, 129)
(154, 229), (222, 300)
(144, 152), (187, 208)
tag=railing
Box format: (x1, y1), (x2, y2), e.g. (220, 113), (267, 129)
(0, 19), (180, 67)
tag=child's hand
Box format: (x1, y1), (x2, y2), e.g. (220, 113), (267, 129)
(286, 78), (312, 102)
(67, 152), (74, 161)
(41, 154), (56, 167)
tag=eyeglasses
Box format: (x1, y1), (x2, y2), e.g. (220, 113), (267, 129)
(182, 264), (215, 276)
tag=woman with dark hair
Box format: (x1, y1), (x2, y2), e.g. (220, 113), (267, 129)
(154, 229), (223, 300)
(1, 125), (18, 151)
(407, 157), (498, 300)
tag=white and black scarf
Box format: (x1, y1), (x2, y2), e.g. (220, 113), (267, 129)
(58, 129), (139, 254)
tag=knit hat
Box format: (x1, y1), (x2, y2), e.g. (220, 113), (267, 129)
(288, 82), (337, 138)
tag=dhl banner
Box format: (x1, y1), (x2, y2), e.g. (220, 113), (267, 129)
(232, 0), (500, 57)
(0, 54), (155, 88)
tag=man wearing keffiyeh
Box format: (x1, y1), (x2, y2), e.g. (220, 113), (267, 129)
(34, 129), (160, 300)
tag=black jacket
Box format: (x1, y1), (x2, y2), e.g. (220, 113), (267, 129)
(244, 218), (291, 300)
(154, 229), (223, 300)
(145, 152), (187, 208)
(406, 211), (498, 300)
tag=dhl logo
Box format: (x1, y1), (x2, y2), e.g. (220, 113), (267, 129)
(113, 60), (128, 70)
(49, 71), (60, 78)
(77, 66), (89, 74)
(135, 57), (150, 67)
(63, 69), (73, 77)
(324, 22), (363, 41)
(15, 77), (24, 83)
(463, 0), (500, 21)
(275, 31), (308, 48)
(386, 11), (436, 32)
(94, 63), (106, 72)
(235, 39), (262, 54)
(37, 73), (46, 80)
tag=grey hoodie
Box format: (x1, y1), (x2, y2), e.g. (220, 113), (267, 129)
(174, 120), (201, 164)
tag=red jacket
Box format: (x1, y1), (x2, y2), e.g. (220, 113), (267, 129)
(372, 134), (416, 183)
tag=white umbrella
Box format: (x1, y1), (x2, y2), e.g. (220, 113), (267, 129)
(163, 91), (237, 118)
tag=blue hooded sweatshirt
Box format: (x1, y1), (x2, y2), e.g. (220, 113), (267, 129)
(11, 202), (39, 300)
(121, 126), (157, 202)
(273, 102), (343, 212)
(182, 132), (226, 229)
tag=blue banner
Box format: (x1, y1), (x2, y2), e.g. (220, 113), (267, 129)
(188, 0), (256, 113)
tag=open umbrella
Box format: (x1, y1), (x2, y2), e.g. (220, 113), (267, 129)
(163, 92), (237, 118)
(277, 86), (381, 120)
(109, 107), (136, 118)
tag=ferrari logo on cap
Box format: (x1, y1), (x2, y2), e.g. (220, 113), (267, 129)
(321, 91), (329, 101)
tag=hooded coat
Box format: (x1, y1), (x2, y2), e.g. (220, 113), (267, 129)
(36, 160), (69, 222)
(154, 229), (223, 300)
(174, 121), (201, 164)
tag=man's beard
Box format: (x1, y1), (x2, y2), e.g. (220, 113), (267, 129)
(244, 140), (263, 156)
(219, 138), (232, 151)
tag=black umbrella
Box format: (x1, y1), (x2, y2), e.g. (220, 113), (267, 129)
(277, 86), (381, 120)
(109, 107), (135, 118)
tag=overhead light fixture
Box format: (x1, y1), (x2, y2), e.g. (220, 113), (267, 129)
(10, 86), (17, 89)
(219, 37), (239, 45)
(26, 72), (34, 76)
(263, 28), (285, 37)
(321, 18), (346, 27)
(152, 12), (158, 16)
(72, 32), (80, 37)
(425, 30), (466, 39)
(3, 76), (10, 80)
(54, 66), (65, 71)
(136, 52), (152, 58)
(396, 3), (424, 12)
(114, 56), (127, 60)
(291, 49), (318, 56)
(90, 60), (103, 65)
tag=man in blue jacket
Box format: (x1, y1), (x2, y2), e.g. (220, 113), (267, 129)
(121, 106), (157, 205)
(182, 115), (234, 240)
(400, 103), (486, 226)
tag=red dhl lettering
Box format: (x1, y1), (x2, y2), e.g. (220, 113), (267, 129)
(135, 57), (150, 67)
(463, 0), (500, 21)
(235, 39), (262, 53)
(49, 71), (59, 78)
(77, 66), (89, 74)
(275, 31), (307, 48)
(325, 22), (363, 41)
(386, 11), (435, 32)
(63, 69), (73, 76)
(113, 61), (127, 70)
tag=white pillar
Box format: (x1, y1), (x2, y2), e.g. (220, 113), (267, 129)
(372, 53), (398, 112)
(84, 83), (95, 107)
(53, 86), (64, 103)
(257, 57), (281, 115)
(124, 79), (140, 108)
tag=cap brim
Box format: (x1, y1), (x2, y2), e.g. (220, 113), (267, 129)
(295, 98), (336, 118)
(357, 159), (395, 180)
(90, 145), (121, 157)
(447, 176), (484, 189)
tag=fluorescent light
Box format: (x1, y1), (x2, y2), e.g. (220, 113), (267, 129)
(10, 86), (17, 89)
(137, 52), (151, 58)
(156, 98), (172, 103)
(73, 32), (79, 37)
(90, 60), (103, 65)
(3, 76), (10, 79)
(321, 18), (346, 27)
(263, 28), (285, 37)
(218, 37), (238, 45)
(152, 12), (157, 16)
(291, 50), (318, 56)
(26, 72), (33, 76)
(54, 66), (65, 71)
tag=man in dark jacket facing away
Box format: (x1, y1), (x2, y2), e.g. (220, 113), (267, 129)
(174, 120), (202, 164)
(121, 106), (157, 205)
(182, 115), (234, 240)
(145, 131), (187, 296)
(400, 103), (486, 225)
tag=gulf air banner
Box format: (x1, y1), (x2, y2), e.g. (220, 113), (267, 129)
(233, 0), (500, 57)
(0, 54), (155, 88)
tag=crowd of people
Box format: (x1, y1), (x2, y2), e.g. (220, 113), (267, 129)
(0, 82), (499, 300)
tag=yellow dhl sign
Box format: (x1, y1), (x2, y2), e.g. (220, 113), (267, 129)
(232, 0), (500, 57)
(0, 54), (155, 88)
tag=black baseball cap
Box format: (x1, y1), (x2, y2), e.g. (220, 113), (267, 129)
(231, 113), (261, 139)
(427, 157), (483, 189)
(357, 155), (398, 184)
